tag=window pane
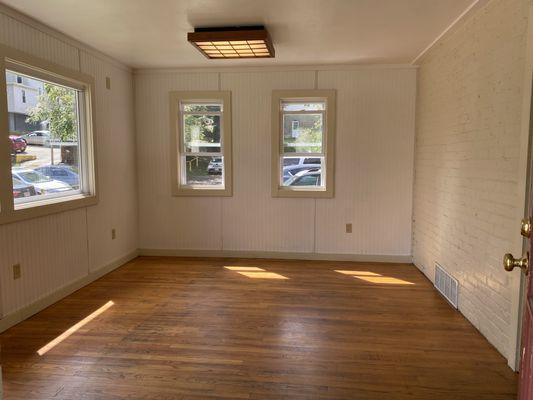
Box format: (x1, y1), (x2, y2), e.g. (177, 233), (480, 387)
(282, 157), (324, 187)
(183, 114), (221, 153)
(182, 103), (222, 112)
(6, 70), (82, 205)
(182, 155), (224, 187)
(283, 114), (323, 153)
(282, 101), (325, 111)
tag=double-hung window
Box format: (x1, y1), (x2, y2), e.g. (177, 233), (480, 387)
(0, 44), (97, 224)
(170, 91), (232, 196)
(271, 90), (336, 198)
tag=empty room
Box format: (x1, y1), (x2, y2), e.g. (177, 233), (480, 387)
(0, 0), (533, 398)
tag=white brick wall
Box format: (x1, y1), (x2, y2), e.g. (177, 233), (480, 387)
(413, 0), (530, 359)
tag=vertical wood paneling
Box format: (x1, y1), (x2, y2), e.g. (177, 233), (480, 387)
(80, 52), (138, 272)
(135, 68), (416, 256)
(0, 10), (137, 317)
(316, 69), (416, 255)
(135, 73), (221, 250)
(0, 209), (88, 315)
(220, 71), (316, 252)
(0, 13), (79, 70)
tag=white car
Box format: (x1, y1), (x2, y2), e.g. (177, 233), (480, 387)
(22, 131), (52, 146)
(12, 168), (73, 195)
(207, 157), (223, 175)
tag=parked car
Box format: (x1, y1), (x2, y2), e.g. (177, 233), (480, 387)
(21, 130), (51, 146)
(9, 135), (27, 154)
(207, 157), (223, 174)
(12, 168), (73, 195)
(284, 168), (322, 186)
(283, 163), (321, 182)
(283, 156), (322, 167)
(35, 165), (80, 189)
(12, 176), (36, 199)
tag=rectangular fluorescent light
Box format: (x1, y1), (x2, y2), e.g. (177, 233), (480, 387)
(188, 26), (275, 59)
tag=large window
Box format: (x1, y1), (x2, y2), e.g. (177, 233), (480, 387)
(271, 90), (335, 198)
(170, 91), (232, 196)
(0, 45), (97, 224)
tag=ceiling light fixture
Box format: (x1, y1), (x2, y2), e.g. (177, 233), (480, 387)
(188, 26), (275, 59)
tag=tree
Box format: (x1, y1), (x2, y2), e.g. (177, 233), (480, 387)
(183, 105), (220, 147)
(26, 84), (77, 142)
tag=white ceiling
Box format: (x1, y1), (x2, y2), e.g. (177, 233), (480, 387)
(1, 0), (478, 69)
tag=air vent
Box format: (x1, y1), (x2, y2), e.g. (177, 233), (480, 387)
(434, 263), (459, 308)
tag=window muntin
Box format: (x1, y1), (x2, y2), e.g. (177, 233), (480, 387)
(6, 69), (86, 208)
(179, 101), (224, 188)
(280, 100), (326, 189)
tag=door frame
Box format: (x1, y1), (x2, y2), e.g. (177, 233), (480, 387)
(509, 5), (533, 372)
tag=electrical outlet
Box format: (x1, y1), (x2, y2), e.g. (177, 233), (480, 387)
(111, 228), (116, 240)
(13, 263), (21, 280)
(346, 223), (352, 233)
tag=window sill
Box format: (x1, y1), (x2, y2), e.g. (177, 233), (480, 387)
(0, 193), (98, 225)
(273, 187), (334, 198)
(171, 186), (232, 197)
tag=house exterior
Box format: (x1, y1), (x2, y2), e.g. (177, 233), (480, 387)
(5, 70), (43, 133)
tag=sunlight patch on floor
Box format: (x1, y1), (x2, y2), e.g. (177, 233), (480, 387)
(224, 266), (288, 279)
(334, 270), (413, 285)
(37, 300), (115, 356)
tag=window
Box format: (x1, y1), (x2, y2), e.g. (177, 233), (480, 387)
(0, 44), (97, 224)
(169, 91), (232, 196)
(271, 90), (335, 198)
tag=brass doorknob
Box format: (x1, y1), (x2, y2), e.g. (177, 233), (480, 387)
(503, 253), (529, 274)
(521, 218), (532, 238)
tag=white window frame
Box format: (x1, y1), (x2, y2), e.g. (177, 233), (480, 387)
(0, 44), (98, 225)
(271, 89), (336, 198)
(169, 90), (232, 197)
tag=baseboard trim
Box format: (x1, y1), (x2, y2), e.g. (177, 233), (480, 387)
(0, 249), (139, 334)
(139, 248), (412, 264)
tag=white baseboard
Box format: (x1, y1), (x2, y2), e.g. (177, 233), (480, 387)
(139, 248), (412, 263)
(0, 249), (139, 334)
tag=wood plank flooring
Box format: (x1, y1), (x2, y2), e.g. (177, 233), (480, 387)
(0, 257), (518, 399)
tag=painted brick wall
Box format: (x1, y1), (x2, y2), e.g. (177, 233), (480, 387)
(413, 0), (530, 359)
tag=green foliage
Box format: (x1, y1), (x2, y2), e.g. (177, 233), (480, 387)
(183, 105), (220, 145)
(284, 116), (323, 153)
(26, 83), (78, 142)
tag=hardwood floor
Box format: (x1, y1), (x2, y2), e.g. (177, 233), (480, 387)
(1, 257), (517, 399)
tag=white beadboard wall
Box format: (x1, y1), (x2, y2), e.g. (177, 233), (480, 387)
(412, 0), (531, 360)
(0, 9), (138, 318)
(135, 67), (416, 256)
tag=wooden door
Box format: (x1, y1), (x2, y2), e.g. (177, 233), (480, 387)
(518, 218), (533, 399)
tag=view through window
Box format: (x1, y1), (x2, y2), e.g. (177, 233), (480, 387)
(6, 70), (83, 206)
(180, 102), (224, 188)
(280, 101), (326, 188)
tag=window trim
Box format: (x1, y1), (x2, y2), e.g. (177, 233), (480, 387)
(169, 90), (232, 197)
(0, 44), (98, 225)
(271, 89), (336, 198)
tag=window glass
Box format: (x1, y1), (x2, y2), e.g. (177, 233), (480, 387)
(283, 113), (323, 153)
(281, 101), (325, 111)
(6, 70), (82, 205)
(279, 99), (326, 189)
(179, 101), (224, 188)
(182, 155), (224, 186)
(282, 157), (324, 187)
(183, 114), (221, 153)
